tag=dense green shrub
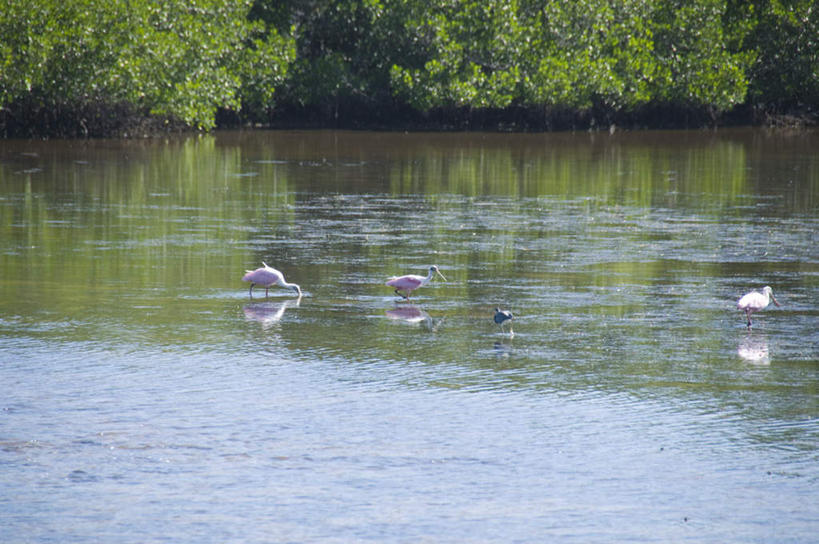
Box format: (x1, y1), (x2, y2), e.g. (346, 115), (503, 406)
(0, 0), (294, 134)
(745, 0), (818, 111)
(0, 0), (815, 135)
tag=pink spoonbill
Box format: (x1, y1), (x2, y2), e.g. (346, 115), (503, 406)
(242, 262), (301, 298)
(386, 265), (446, 300)
(737, 286), (780, 328)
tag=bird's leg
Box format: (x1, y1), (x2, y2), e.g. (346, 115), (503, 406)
(265, 287), (269, 298)
(746, 310), (752, 328)
(395, 289), (408, 300)
(249, 283), (255, 298)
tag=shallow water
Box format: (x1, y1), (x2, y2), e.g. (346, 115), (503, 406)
(1, 129), (817, 542)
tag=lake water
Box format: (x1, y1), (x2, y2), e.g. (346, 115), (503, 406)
(1, 129), (817, 543)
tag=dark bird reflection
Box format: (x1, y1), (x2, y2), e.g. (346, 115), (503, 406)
(737, 334), (770, 364)
(243, 297), (301, 329)
(493, 339), (514, 358)
(385, 305), (443, 331)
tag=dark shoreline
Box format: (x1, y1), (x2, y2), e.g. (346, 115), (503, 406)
(2, 102), (817, 139)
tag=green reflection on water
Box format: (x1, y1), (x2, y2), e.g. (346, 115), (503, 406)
(387, 136), (752, 210)
(0, 129), (817, 370)
(1, 130), (817, 507)
(1, 137), (299, 293)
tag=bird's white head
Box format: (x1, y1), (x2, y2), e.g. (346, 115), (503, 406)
(763, 286), (780, 307)
(430, 265), (447, 282)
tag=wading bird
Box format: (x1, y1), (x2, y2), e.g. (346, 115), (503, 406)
(737, 286), (780, 328)
(494, 307), (514, 335)
(242, 262), (301, 298)
(386, 265), (446, 300)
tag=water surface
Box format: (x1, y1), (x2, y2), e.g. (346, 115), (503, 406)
(1, 129), (817, 543)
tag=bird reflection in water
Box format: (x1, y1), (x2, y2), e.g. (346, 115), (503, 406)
(243, 297), (301, 329)
(493, 339), (514, 358)
(737, 334), (770, 365)
(385, 305), (443, 331)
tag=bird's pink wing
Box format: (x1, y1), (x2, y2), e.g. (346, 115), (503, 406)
(386, 275), (422, 290)
(243, 268), (281, 285)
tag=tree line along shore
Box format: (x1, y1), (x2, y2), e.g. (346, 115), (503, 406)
(1, 0), (817, 138)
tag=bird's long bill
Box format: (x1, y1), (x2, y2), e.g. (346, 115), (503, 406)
(436, 269), (447, 282)
(771, 293), (781, 307)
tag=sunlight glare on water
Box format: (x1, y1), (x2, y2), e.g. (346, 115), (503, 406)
(1, 129), (817, 543)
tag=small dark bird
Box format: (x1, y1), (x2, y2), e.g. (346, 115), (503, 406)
(493, 307), (514, 335)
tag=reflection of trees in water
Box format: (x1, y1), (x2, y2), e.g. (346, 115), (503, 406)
(386, 135), (760, 210)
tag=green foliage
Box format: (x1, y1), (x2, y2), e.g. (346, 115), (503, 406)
(387, 0), (757, 116)
(0, 0), (816, 133)
(745, 0), (819, 109)
(389, 0), (527, 110)
(251, 0), (393, 114)
(651, 0), (753, 113)
(0, 0), (133, 105)
(522, 0), (659, 111)
(0, 0), (294, 131)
